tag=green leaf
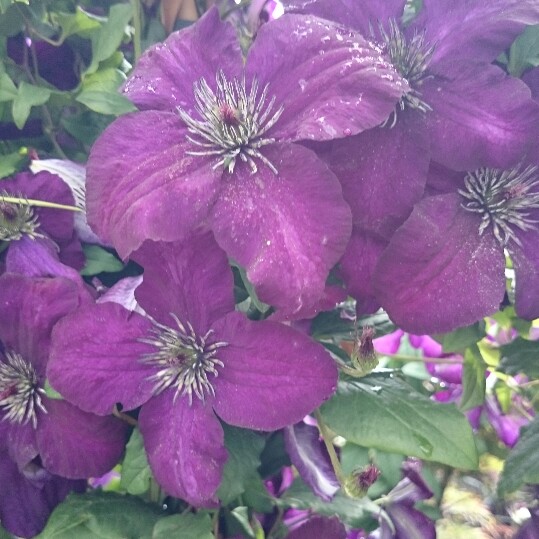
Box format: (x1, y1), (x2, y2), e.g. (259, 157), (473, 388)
(82, 68), (126, 93)
(120, 428), (152, 495)
(0, 522), (12, 539)
(440, 321), (486, 353)
(508, 24), (539, 77)
(498, 416), (539, 496)
(81, 244), (124, 276)
(12, 82), (51, 130)
(0, 149), (28, 179)
(499, 337), (539, 378)
(152, 512), (213, 539)
(34, 491), (163, 539)
(460, 344), (486, 412)
(217, 425), (265, 504)
(0, 73), (17, 101)
(87, 3), (133, 74)
(44, 379), (63, 400)
(321, 378), (478, 469)
(76, 89), (136, 116)
(52, 7), (101, 41)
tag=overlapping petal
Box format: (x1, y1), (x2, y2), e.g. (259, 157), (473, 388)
(212, 311), (338, 430)
(211, 143), (351, 317)
(138, 391), (227, 506)
(511, 226), (539, 320)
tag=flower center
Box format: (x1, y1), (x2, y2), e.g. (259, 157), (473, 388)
(178, 70), (284, 174)
(459, 164), (539, 247)
(0, 350), (46, 428)
(376, 19), (434, 125)
(140, 314), (227, 404)
(0, 193), (41, 242)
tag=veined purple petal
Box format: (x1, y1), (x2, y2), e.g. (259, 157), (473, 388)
(0, 273), (83, 374)
(36, 398), (128, 479)
(48, 301), (155, 415)
(212, 311), (338, 431)
(283, 422), (340, 501)
(133, 233), (235, 334)
(122, 7), (243, 112)
(422, 64), (539, 170)
(385, 505), (436, 539)
(328, 111), (429, 238)
(416, 0), (539, 67)
(373, 194), (506, 334)
(246, 15), (407, 141)
(286, 515), (347, 539)
(282, 0), (405, 35)
(511, 226), (539, 320)
(86, 110), (221, 258)
(211, 143), (351, 318)
(138, 391), (227, 506)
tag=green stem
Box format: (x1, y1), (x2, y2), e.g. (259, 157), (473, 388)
(0, 196), (82, 212)
(314, 408), (345, 485)
(130, 0), (142, 62)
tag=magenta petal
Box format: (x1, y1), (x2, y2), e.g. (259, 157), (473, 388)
(511, 228), (539, 320)
(0, 274), (82, 374)
(423, 65), (539, 170)
(139, 391), (227, 506)
(246, 15), (407, 141)
(48, 302), (155, 415)
(133, 233), (235, 333)
(212, 312), (338, 431)
(329, 111), (429, 238)
(419, 0), (539, 67)
(86, 110), (221, 258)
(373, 194), (506, 334)
(122, 8), (242, 112)
(373, 330), (404, 356)
(211, 143), (351, 318)
(286, 515), (346, 539)
(36, 398), (127, 479)
(4, 421), (38, 469)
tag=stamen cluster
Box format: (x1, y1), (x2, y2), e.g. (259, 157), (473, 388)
(140, 314), (227, 404)
(0, 194), (42, 242)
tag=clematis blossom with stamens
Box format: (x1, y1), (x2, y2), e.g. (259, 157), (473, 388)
(47, 232), (338, 506)
(86, 7), (407, 318)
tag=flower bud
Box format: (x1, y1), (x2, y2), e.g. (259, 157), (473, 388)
(343, 464), (380, 498)
(350, 326), (378, 376)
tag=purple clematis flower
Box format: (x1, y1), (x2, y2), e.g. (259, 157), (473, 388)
(48, 232), (338, 506)
(373, 157), (539, 334)
(86, 7), (407, 318)
(0, 273), (128, 479)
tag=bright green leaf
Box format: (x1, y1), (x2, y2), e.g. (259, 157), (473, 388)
(0, 149), (28, 179)
(53, 7), (101, 41)
(0, 73), (17, 101)
(12, 82), (51, 129)
(120, 428), (152, 495)
(498, 416), (539, 496)
(82, 68), (126, 93)
(152, 512), (213, 539)
(321, 378), (478, 469)
(44, 379), (63, 400)
(499, 338), (539, 378)
(460, 344), (486, 412)
(34, 492), (163, 539)
(76, 89), (136, 115)
(81, 244), (124, 275)
(440, 321), (486, 353)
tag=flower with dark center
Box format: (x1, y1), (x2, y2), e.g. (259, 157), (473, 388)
(48, 232), (338, 506)
(86, 6), (407, 319)
(0, 273), (128, 480)
(373, 159), (539, 333)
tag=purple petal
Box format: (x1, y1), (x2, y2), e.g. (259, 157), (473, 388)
(3, 420), (38, 469)
(408, 335), (443, 358)
(282, 0), (405, 35)
(373, 194), (506, 334)
(385, 505), (436, 539)
(0, 273), (84, 374)
(523, 67), (539, 101)
(484, 395), (529, 447)
(511, 226), (539, 320)
(339, 229), (387, 315)
(97, 275), (144, 312)
(328, 111), (429, 238)
(48, 301), (155, 415)
(86, 110), (221, 258)
(283, 422), (340, 501)
(212, 311), (338, 431)
(133, 233), (235, 334)
(286, 515), (347, 539)
(36, 397), (128, 479)
(425, 359), (463, 385)
(211, 143), (351, 318)
(122, 7), (242, 112)
(515, 508), (539, 539)
(373, 330), (404, 356)
(246, 15), (407, 141)
(422, 65), (539, 170)
(417, 0), (539, 67)
(138, 391), (227, 506)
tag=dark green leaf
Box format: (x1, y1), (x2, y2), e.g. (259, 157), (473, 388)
(12, 82), (51, 130)
(217, 425), (265, 504)
(499, 338), (539, 378)
(498, 416), (539, 496)
(76, 89), (136, 115)
(152, 512), (213, 539)
(258, 430), (290, 479)
(460, 344), (486, 412)
(81, 244), (124, 275)
(82, 68), (126, 93)
(120, 428), (152, 496)
(440, 321), (486, 353)
(0, 522), (12, 539)
(508, 24), (539, 77)
(34, 491), (163, 539)
(321, 378), (478, 469)
(52, 7), (101, 41)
